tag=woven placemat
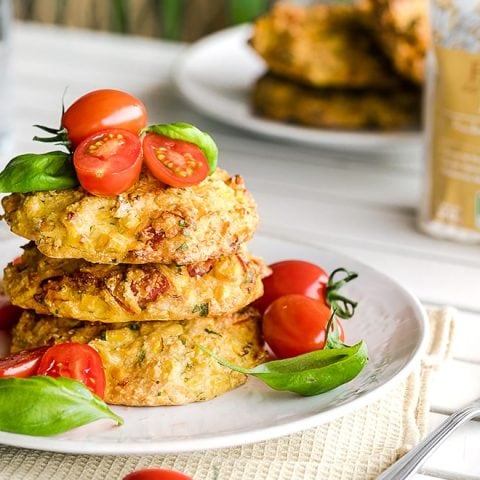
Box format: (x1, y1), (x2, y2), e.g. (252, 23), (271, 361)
(0, 307), (456, 480)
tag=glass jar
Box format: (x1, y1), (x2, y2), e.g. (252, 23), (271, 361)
(419, 0), (480, 242)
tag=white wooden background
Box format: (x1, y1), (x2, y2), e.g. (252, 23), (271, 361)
(1, 22), (480, 479)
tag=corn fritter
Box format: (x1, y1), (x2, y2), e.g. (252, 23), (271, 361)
(11, 308), (266, 406)
(1, 168), (259, 265)
(252, 72), (421, 130)
(250, 2), (399, 89)
(4, 243), (268, 323)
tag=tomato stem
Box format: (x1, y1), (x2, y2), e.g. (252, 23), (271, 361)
(33, 125), (72, 151)
(325, 268), (358, 319)
(324, 309), (345, 349)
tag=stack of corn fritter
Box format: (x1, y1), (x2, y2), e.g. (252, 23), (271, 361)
(1, 168), (267, 406)
(250, 1), (427, 130)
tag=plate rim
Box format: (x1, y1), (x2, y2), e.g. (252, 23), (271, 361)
(0, 233), (429, 455)
(172, 24), (422, 151)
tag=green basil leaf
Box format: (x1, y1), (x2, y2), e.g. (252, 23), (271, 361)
(0, 376), (123, 436)
(0, 151), (79, 193)
(199, 341), (368, 396)
(144, 122), (218, 174)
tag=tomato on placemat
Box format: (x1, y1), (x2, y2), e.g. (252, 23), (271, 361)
(62, 89), (147, 147)
(37, 343), (106, 398)
(123, 468), (193, 480)
(143, 133), (209, 188)
(263, 294), (344, 359)
(73, 128), (142, 196)
(0, 347), (49, 378)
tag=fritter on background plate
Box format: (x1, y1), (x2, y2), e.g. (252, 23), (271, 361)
(1, 168), (258, 265)
(252, 72), (421, 130)
(250, 2), (400, 89)
(361, 0), (429, 84)
(4, 243), (268, 323)
(11, 308), (265, 406)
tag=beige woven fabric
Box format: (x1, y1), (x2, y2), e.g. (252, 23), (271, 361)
(0, 307), (456, 480)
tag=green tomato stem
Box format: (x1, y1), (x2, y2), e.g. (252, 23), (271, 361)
(326, 268), (358, 319)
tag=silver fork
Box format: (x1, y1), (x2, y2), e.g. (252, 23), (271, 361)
(377, 397), (480, 480)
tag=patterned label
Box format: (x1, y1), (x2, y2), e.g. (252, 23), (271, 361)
(429, 1), (480, 232)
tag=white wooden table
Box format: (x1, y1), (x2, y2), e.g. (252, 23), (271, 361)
(1, 22), (480, 479)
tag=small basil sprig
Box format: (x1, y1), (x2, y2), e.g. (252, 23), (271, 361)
(0, 151), (79, 193)
(144, 122), (218, 174)
(0, 376), (123, 436)
(199, 340), (368, 396)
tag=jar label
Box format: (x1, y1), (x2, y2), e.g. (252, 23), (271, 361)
(431, 46), (480, 232)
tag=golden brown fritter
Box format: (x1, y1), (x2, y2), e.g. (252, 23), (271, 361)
(1, 168), (258, 265)
(252, 72), (421, 130)
(4, 243), (267, 323)
(11, 309), (265, 406)
(250, 2), (399, 89)
(361, 0), (429, 84)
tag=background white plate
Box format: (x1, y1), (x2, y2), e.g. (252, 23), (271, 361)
(173, 25), (422, 152)
(0, 233), (428, 455)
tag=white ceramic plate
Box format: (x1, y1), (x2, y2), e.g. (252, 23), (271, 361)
(173, 25), (422, 152)
(0, 233), (428, 455)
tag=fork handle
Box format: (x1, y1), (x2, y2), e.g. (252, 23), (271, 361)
(377, 405), (480, 480)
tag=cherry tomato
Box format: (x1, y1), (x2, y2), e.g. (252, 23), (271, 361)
(0, 347), (49, 378)
(62, 89), (147, 147)
(254, 260), (329, 314)
(0, 291), (23, 331)
(37, 343), (106, 398)
(123, 468), (193, 480)
(73, 128), (142, 196)
(143, 133), (209, 188)
(263, 294), (344, 359)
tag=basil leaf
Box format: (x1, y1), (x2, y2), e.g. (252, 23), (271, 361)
(0, 151), (79, 193)
(199, 341), (368, 396)
(0, 376), (123, 436)
(144, 122), (218, 174)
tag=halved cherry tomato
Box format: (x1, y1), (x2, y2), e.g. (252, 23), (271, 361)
(0, 347), (49, 378)
(123, 468), (193, 480)
(263, 294), (344, 359)
(0, 291), (23, 331)
(62, 89), (147, 147)
(254, 260), (329, 314)
(73, 128), (142, 196)
(37, 343), (106, 398)
(143, 133), (209, 188)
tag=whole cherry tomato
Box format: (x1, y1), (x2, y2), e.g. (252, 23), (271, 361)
(0, 291), (23, 331)
(263, 294), (344, 359)
(62, 89), (147, 147)
(123, 468), (193, 480)
(254, 260), (358, 319)
(73, 128), (142, 196)
(0, 347), (49, 378)
(142, 133), (209, 188)
(254, 260), (329, 314)
(37, 343), (106, 398)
